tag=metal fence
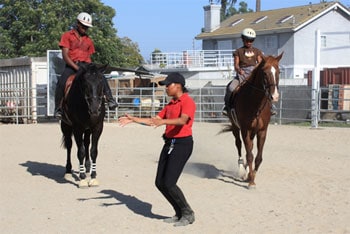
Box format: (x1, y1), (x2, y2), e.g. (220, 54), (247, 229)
(1, 85), (350, 126)
(0, 87), (47, 124)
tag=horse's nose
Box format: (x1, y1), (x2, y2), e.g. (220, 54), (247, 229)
(89, 109), (100, 117)
(272, 87), (279, 102)
(88, 102), (101, 117)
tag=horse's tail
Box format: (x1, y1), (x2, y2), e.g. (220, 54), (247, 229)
(61, 136), (66, 149)
(218, 124), (235, 134)
(61, 133), (72, 149)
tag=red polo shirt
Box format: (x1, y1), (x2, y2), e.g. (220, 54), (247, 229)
(157, 93), (196, 138)
(59, 29), (95, 63)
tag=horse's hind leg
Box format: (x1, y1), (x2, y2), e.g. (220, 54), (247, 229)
(61, 122), (73, 178)
(232, 127), (248, 180)
(232, 127), (242, 158)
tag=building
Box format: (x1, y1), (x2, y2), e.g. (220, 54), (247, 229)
(195, 1), (350, 85)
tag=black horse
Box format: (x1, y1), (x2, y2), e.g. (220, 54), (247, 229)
(61, 63), (106, 188)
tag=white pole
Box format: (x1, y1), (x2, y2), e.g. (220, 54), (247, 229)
(31, 61), (38, 124)
(311, 29), (321, 128)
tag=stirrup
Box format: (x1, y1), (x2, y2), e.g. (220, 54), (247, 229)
(54, 108), (62, 119)
(271, 104), (277, 115)
(222, 106), (228, 116)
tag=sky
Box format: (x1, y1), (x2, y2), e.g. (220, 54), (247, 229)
(101, 0), (350, 61)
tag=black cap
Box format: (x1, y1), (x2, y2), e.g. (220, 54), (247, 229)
(159, 72), (185, 86)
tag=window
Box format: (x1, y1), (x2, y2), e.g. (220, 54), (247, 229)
(265, 35), (277, 49)
(321, 35), (327, 48)
(278, 15), (294, 24)
(253, 16), (267, 24)
(231, 19), (243, 27)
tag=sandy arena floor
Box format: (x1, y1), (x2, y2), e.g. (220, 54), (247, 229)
(1, 122), (349, 233)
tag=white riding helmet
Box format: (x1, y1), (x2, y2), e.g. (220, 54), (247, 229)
(77, 12), (93, 27)
(241, 28), (256, 40)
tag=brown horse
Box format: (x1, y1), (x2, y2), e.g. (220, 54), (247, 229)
(225, 53), (283, 189)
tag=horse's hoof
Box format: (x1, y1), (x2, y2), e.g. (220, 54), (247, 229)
(238, 165), (247, 180)
(248, 183), (256, 190)
(88, 178), (99, 187)
(78, 179), (89, 189)
(64, 173), (72, 180)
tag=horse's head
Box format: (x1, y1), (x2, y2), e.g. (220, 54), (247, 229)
(79, 64), (107, 119)
(260, 52), (283, 102)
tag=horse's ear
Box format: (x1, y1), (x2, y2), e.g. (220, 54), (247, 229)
(276, 52), (284, 62)
(99, 64), (108, 74)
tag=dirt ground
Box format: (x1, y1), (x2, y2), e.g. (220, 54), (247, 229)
(1, 122), (349, 234)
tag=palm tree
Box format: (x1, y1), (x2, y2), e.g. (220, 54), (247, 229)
(215, 0), (237, 20)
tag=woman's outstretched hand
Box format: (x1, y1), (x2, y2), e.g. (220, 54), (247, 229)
(118, 114), (134, 127)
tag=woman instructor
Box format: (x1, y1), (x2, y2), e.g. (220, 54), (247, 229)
(118, 72), (196, 227)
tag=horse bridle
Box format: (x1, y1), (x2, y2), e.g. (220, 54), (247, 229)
(262, 72), (279, 101)
(77, 70), (105, 112)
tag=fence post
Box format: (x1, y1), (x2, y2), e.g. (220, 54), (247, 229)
(199, 87), (202, 122)
(278, 90), (283, 125)
(311, 29), (321, 128)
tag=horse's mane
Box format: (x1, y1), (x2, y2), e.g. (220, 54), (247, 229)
(244, 55), (277, 84)
(72, 63), (99, 86)
(240, 58), (266, 87)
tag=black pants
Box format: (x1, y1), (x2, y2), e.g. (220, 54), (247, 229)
(155, 136), (194, 218)
(55, 66), (75, 110)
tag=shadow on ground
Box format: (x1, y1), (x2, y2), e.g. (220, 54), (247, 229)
(184, 162), (248, 188)
(78, 189), (168, 220)
(19, 160), (77, 186)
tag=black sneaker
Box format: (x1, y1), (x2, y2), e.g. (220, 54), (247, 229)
(163, 216), (179, 223)
(173, 213), (195, 227)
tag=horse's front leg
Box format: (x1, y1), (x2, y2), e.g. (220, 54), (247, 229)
(242, 130), (255, 189)
(254, 130), (267, 173)
(88, 127), (103, 187)
(74, 132), (88, 188)
(83, 130), (91, 173)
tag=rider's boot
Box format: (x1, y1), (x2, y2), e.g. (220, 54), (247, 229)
(54, 85), (63, 119)
(103, 78), (118, 110)
(271, 104), (277, 115)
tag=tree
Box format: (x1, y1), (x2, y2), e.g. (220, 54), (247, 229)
(236, 1), (253, 14)
(118, 37), (144, 67)
(216, 0), (237, 21)
(215, 0), (253, 21)
(0, 0), (143, 67)
(151, 48), (167, 68)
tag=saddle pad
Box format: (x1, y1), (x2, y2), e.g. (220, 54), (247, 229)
(64, 74), (76, 99)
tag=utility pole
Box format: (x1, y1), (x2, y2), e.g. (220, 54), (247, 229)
(256, 0), (261, 12)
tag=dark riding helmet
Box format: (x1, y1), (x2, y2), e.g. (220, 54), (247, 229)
(241, 28), (256, 41)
